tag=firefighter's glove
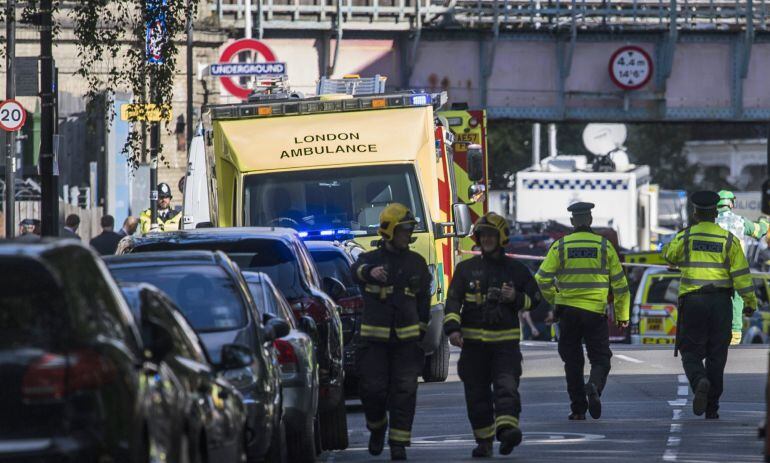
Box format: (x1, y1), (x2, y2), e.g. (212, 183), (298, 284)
(744, 306), (756, 317)
(500, 283), (516, 303)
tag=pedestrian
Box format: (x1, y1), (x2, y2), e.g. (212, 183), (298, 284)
(61, 214), (81, 240)
(89, 215), (123, 255)
(443, 212), (542, 457)
(118, 216), (140, 237)
(351, 203), (432, 461)
(715, 190), (769, 345)
(16, 219), (41, 242)
(139, 183), (181, 234)
(663, 191), (757, 419)
(534, 202), (630, 420)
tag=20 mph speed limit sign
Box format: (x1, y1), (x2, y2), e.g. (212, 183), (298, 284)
(609, 46), (653, 91)
(0, 100), (27, 132)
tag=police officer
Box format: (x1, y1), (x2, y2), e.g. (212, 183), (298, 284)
(715, 190), (769, 345)
(444, 212), (542, 458)
(139, 183), (181, 234)
(534, 202), (630, 420)
(663, 191), (757, 419)
(351, 203), (432, 461)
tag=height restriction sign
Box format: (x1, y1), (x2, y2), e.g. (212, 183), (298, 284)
(0, 100), (27, 132)
(609, 46), (653, 91)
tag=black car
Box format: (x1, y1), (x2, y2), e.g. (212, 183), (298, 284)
(105, 250), (288, 462)
(0, 240), (156, 462)
(118, 228), (349, 450)
(119, 283), (249, 463)
(304, 240), (365, 393)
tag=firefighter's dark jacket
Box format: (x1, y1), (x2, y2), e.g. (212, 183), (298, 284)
(444, 251), (542, 342)
(352, 244), (432, 342)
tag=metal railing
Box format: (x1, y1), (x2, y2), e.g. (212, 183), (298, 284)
(209, 0), (770, 30)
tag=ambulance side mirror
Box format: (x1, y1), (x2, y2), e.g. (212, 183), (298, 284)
(453, 203), (473, 237)
(467, 145), (484, 182)
(762, 179), (770, 215)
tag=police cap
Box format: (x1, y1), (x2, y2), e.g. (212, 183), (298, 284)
(567, 202), (595, 216)
(158, 183), (172, 199)
(690, 190), (720, 210)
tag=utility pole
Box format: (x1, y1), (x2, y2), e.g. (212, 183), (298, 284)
(186, 0), (194, 146)
(39, 0), (58, 236)
(4, 0), (15, 238)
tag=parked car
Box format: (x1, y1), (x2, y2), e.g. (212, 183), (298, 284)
(242, 271), (320, 463)
(119, 282), (249, 463)
(0, 240), (158, 462)
(304, 240), (365, 392)
(629, 267), (770, 345)
(104, 250), (288, 462)
(118, 228), (349, 450)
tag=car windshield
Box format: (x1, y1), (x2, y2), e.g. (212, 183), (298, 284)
(243, 164), (426, 236)
(109, 264), (247, 332)
(309, 250), (359, 297)
(645, 275), (680, 304)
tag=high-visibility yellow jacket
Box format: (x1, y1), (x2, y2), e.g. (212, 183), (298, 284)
(662, 221), (758, 308)
(139, 208), (181, 234)
(534, 229), (630, 321)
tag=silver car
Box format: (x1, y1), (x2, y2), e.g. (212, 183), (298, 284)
(242, 271), (320, 463)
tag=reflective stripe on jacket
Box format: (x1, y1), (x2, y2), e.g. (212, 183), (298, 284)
(534, 230), (630, 320)
(662, 221), (758, 308)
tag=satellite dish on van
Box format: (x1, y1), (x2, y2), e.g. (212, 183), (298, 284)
(582, 124), (627, 156)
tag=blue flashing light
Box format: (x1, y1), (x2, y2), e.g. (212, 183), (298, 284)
(298, 231), (309, 238)
(411, 94), (431, 106)
(320, 230), (335, 236)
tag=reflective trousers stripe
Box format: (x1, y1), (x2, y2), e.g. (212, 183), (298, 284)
(389, 428), (411, 443)
(444, 312), (462, 324)
(361, 324), (391, 339)
(367, 416), (388, 431)
(395, 325), (420, 339)
(462, 328), (521, 342)
(473, 424), (496, 440)
(495, 415), (520, 429)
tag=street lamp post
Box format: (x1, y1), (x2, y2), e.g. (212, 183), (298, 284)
(4, 0), (16, 238)
(40, 0), (58, 237)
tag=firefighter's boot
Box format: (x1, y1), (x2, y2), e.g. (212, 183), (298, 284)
(471, 440), (493, 458)
(390, 445), (407, 461)
(498, 428), (522, 455)
(368, 427), (386, 456)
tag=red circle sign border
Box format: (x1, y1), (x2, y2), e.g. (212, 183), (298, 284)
(219, 39), (278, 100)
(608, 45), (654, 91)
(0, 99), (27, 132)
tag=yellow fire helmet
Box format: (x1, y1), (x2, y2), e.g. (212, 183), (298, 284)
(378, 203), (417, 241)
(473, 212), (511, 247)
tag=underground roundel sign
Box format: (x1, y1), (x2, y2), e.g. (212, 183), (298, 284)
(609, 46), (653, 91)
(215, 39), (286, 100)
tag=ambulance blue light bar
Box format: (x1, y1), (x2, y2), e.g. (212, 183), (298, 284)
(295, 228), (360, 241)
(210, 91), (447, 121)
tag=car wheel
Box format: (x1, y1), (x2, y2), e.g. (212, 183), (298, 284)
(287, 413), (316, 463)
(320, 395), (349, 450)
(265, 419), (287, 463)
(422, 334), (449, 383)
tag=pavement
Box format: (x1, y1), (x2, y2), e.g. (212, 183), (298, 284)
(327, 342), (768, 462)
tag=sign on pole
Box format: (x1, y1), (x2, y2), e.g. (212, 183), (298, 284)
(609, 46), (653, 91)
(146, 0), (168, 65)
(215, 39), (286, 100)
(0, 99), (27, 132)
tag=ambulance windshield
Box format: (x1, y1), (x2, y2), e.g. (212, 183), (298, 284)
(243, 164), (426, 236)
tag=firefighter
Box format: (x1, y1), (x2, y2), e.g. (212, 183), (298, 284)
(444, 212), (542, 457)
(534, 202), (630, 421)
(715, 190), (769, 345)
(351, 203), (431, 461)
(139, 183), (182, 234)
(663, 191), (757, 419)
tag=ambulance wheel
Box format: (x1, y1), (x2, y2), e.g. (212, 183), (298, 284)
(422, 334), (449, 383)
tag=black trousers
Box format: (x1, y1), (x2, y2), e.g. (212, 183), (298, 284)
(678, 291), (732, 414)
(457, 341), (523, 443)
(356, 340), (424, 446)
(556, 305), (612, 414)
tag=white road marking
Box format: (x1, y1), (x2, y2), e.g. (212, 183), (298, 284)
(672, 409), (682, 420)
(663, 449), (679, 461)
(678, 375), (688, 384)
(670, 424), (682, 433)
(677, 386), (689, 396)
(668, 399), (687, 406)
(667, 436), (681, 446)
(615, 354), (644, 364)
